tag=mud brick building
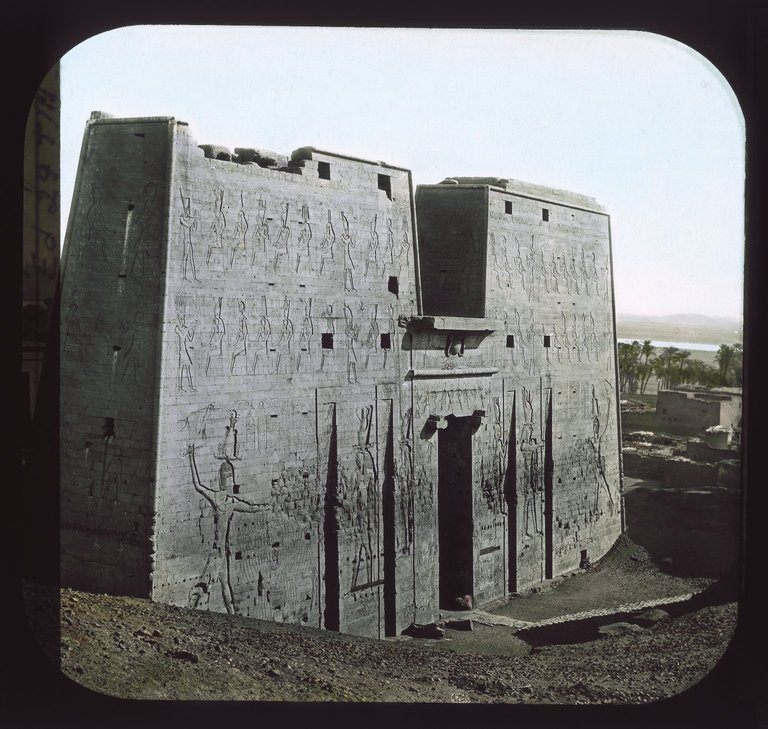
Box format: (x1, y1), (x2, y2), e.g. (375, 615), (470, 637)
(656, 388), (742, 433)
(60, 113), (623, 638)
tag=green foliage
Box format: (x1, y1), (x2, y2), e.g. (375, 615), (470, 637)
(715, 344), (743, 387)
(618, 339), (739, 392)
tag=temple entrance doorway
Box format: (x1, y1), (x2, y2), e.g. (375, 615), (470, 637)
(437, 414), (474, 608)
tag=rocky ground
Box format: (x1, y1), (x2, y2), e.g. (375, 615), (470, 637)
(20, 529), (738, 706)
(13, 457), (749, 714)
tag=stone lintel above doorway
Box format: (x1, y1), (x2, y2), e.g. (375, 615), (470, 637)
(398, 315), (504, 333)
(406, 367), (499, 380)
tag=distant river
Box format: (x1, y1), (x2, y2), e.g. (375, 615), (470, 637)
(617, 338), (719, 352)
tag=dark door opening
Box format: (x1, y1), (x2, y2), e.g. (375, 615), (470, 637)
(438, 415), (474, 608)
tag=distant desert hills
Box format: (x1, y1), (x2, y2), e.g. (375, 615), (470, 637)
(616, 313), (742, 348)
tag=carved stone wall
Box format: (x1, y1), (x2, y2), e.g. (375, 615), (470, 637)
(415, 181), (623, 596)
(60, 115), (622, 637)
(60, 115), (426, 637)
(60, 114), (171, 594)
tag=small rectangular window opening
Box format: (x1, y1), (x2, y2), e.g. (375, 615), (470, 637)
(388, 276), (399, 296)
(506, 335), (515, 348)
(322, 333), (334, 349)
(378, 174), (392, 200)
(318, 161), (331, 180)
(103, 417), (115, 438)
(380, 333), (391, 349)
(543, 335), (551, 347)
(504, 200), (513, 215)
(542, 208), (549, 222)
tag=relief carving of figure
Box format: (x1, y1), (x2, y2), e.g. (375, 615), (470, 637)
(559, 311), (571, 364)
(580, 313), (590, 363)
(364, 214), (379, 279)
(590, 312), (600, 361)
(587, 385), (615, 515)
(126, 181), (161, 277)
(319, 209), (335, 275)
(249, 296), (271, 375)
(109, 314), (141, 384)
(295, 203), (312, 274)
(205, 297), (226, 376)
(185, 442), (269, 615)
(568, 250), (580, 295)
(490, 233), (504, 289)
(383, 218), (395, 274)
(251, 198), (269, 267)
(175, 309), (197, 392)
(270, 203), (291, 272)
(524, 235), (537, 295)
(179, 191), (200, 283)
(499, 238), (513, 289)
(549, 253), (561, 295)
(356, 404), (373, 450)
(206, 189), (226, 265)
(340, 211), (356, 291)
(589, 251), (600, 297)
(396, 407), (414, 553)
(397, 216), (411, 274)
(275, 296), (294, 373)
(229, 300), (249, 375)
(362, 303), (379, 371)
(351, 447), (377, 590)
(229, 192), (249, 268)
(539, 250), (550, 294)
(344, 302), (359, 384)
(580, 249), (591, 296)
(86, 182), (114, 263)
(216, 410), (240, 461)
(296, 298), (314, 373)
(514, 236), (526, 291)
(520, 386), (542, 537)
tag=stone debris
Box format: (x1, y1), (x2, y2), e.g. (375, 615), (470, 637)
(631, 608), (670, 626)
(597, 622), (646, 637)
(402, 623), (445, 639)
(454, 595), (473, 610)
(170, 649), (199, 663)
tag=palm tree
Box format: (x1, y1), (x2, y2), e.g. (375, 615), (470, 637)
(657, 346), (679, 390)
(674, 349), (691, 387)
(715, 344), (735, 386)
(618, 342), (638, 393)
(639, 341), (656, 394)
(731, 344), (743, 387)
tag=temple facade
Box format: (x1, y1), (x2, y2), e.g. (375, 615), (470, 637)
(60, 113), (623, 638)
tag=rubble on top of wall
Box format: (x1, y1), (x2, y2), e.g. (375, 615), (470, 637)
(706, 425), (732, 434)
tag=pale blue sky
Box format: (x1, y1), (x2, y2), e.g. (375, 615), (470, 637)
(58, 26), (745, 319)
